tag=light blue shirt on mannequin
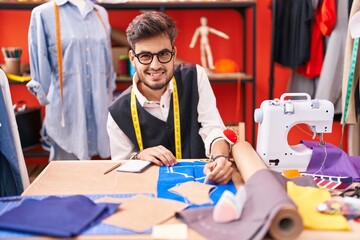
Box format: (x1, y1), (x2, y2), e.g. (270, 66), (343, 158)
(27, 0), (116, 160)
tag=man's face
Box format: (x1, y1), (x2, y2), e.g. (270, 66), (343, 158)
(129, 34), (176, 91)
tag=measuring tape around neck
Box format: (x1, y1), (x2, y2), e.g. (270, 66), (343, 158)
(340, 37), (359, 148)
(131, 77), (182, 159)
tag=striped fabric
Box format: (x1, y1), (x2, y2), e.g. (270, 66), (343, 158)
(302, 173), (353, 190)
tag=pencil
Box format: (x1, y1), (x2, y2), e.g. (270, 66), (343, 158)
(103, 162), (122, 175)
(203, 162), (217, 184)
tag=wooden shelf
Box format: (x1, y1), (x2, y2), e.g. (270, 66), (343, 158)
(0, 0), (256, 10)
(116, 71), (253, 84)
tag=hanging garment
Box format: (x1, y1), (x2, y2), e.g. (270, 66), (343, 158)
(273, 0), (314, 68)
(0, 92), (22, 196)
(315, 0), (349, 114)
(27, 0), (115, 160)
(342, 0), (360, 156)
(0, 69), (29, 195)
(297, 0), (337, 78)
(342, 0), (360, 125)
(287, 71), (318, 98)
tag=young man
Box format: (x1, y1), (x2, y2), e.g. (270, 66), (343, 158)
(107, 11), (233, 184)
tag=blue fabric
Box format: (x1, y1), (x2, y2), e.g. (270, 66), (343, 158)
(0, 195), (119, 238)
(28, 0), (116, 159)
(157, 161), (236, 207)
(0, 89), (23, 196)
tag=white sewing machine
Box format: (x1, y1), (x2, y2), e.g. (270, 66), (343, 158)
(254, 93), (334, 172)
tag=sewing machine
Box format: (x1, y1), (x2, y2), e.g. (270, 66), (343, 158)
(254, 93), (334, 172)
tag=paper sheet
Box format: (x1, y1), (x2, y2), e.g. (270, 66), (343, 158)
(169, 181), (215, 205)
(152, 223), (188, 240)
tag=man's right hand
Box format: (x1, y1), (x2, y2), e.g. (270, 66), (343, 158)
(136, 145), (177, 167)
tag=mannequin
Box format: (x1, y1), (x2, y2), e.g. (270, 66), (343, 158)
(27, 0), (115, 161)
(189, 17), (229, 70)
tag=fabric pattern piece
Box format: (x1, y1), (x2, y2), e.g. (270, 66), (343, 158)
(157, 161), (236, 207)
(169, 181), (215, 205)
(101, 195), (188, 233)
(0, 195), (119, 237)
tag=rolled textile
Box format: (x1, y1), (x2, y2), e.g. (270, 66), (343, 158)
(177, 141), (303, 240)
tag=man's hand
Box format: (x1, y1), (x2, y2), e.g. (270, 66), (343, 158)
(136, 145), (177, 166)
(204, 157), (233, 184)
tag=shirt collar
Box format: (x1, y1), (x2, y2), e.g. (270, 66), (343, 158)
(132, 73), (174, 107)
(55, 0), (94, 13)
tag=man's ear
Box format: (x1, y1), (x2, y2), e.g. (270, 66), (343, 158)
(128, 49), (135, 65)
(173, 46), (177, 59)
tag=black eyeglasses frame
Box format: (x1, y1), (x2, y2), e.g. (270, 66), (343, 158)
(132, 48), (175, 65)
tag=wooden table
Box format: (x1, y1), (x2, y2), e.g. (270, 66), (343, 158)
(22, 160), (360, 240)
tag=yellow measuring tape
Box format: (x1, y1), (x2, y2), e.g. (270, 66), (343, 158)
(54, 2), (63, 106)
(341, 37), (359, 148)
(54, 0), (107, 126)
(131, 77), (182, 159)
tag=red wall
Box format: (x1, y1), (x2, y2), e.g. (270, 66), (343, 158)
(0, 2), (347, 151)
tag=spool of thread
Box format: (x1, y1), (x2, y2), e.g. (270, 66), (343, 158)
(268, 205), (303, 240)
(118, 55), (128, 76)
(128, 60), (136, 77)
(4, 58), (21, 76)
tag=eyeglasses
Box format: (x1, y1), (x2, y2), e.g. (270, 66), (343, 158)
(132, 49), (175, 65)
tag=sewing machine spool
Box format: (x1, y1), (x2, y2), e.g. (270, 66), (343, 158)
(254, 93), (334, 172)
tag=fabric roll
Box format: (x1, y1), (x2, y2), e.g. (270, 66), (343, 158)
(177, 169), (303, 240)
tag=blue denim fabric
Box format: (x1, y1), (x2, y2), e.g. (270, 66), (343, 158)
(0, 89), (23, 196)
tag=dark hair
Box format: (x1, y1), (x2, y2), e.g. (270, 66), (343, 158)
(126, 11), (178, 50)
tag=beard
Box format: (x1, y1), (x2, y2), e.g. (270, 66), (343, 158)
(138, 67), (174, 91)
(142, 76), (172, 90)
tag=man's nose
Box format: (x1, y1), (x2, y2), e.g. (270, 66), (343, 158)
(150, 55), (162, 68)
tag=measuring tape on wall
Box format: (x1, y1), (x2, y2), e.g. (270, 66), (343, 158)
(131, 77), (182, 159)
(341, 37), (359, 148)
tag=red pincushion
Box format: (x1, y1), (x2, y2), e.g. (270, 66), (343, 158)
(223, 129), (238, 144)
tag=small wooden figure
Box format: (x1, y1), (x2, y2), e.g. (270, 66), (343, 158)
(189, 16), (230, 70)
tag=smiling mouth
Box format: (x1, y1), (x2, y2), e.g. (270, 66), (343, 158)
(147, 71), (165, 78)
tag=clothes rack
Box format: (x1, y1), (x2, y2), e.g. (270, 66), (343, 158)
(269, 0), (355, 99)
